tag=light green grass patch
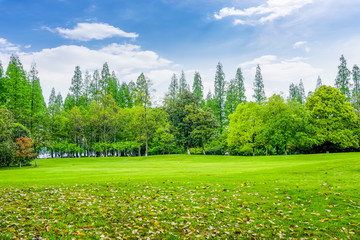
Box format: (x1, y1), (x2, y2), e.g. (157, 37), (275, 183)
(0, 153), (359, 239)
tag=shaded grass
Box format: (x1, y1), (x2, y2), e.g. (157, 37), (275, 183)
(0, 153), (359, 239)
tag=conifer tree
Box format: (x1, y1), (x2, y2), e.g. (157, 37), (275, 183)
(316, 76), (322, 90)
(178, 71), (189, 96)
(28, 62), (47, 149)
(69, 66), (83, 106)
(135, 73), (153, 156)
(165, 74), (179, 106)
(351, 64), (360, 115)
(335, 55), (351, 100)
(214, 62), (226, 131)
(252, 64), (266, 104)
(108, 71), (118, 98)
(192, 71), (204, 107)
(225, 78), (237, 119)
(83, 71), (91, 106)
(234, 67), (246, 104)
(55, 92), (63, 109)
(0, 61), (5, 104)
(100, 62), (111, 97)
(4, 54), (31, 126)
(90, 70), (100, 102)
(117, 82), (128, 108)
(299, 79), (306, 104)
(127, 81), (136, 108)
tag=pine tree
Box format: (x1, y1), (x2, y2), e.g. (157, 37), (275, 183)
(252, 64), (266, 104)
(135, 73), (153, 156)
(4, 54), (32, 127)
(117, 82), (128, 108)
(127, 81), (136, 108)
(299, 79), (306, 104)
(225, 78), (237, 119)
(192, 71), (204, 107)
(100, 62), (111, 98)
(234, 67), (246, 105)
(167, 74), (178, 103)
(0, 61), (5, 104)
(316, 76), (322, 90)
(214, 62), (226, 131)
(288, 83), (300, 103)
(351, 64), (360, 115)
(48, 88), (56, 108)
(69, 66), (83, 106)
(90, 70), (100, 102)
(28, 62), (47, 149)
(108, 71), (119, 99)
(83, 71), (92, 106)
(178, 70), (189, 96)
(335, 55), (351, 100)
(55, 92), (63, 109)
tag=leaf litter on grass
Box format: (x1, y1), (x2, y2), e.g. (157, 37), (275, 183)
(0, 181), (359, 239)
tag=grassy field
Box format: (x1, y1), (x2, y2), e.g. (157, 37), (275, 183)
(0, 153), (359, 239)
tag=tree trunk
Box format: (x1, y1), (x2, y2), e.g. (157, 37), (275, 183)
(19, 161), (21, 168)
(138, 147), (141, 156)
(284, 145), (288, 155)
(252, 148), (255, 156)
(35, 158), (38, 167)
(187, 148), (191, 155)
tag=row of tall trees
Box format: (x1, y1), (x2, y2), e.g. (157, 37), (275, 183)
(1, 54), (360, 167)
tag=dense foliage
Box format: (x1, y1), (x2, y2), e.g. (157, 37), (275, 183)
(1, 54), (360, 166)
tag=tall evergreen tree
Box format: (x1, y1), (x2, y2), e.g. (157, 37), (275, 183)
(100, 62), (111, 98)
(0, 61), (3, 78)
(252, 64), (266, 104)
(55, 92), (63, 109)
(214, 62), (226, 132)
(316, 76), (322, 90)
(83, 71), (91, 106)
(178, 70), (189, 96)
(299, 79), (306, 104)
(192, 71), (204, 107)
(3, 54), (31, 126)
(335, 55), (351, 100)
(69, 66), (83, 106)
(127, 80), (136, 108)
(90, 70), (100, 102)
(108, 71), (119, 99)
(225, 78), (237, 119)
(48, 88), (56, 109)
(0, 61), (5, 105)
(351, 64), (360, 115)
(135, 73), (153, 156)
(165, 74), (179, 106)
(234, 67), (246, 105)
(28, 62), (47, 149)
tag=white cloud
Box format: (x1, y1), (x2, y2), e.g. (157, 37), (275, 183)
(293, 41), (310, 52)
(43, 22), (138, 41)
(240, 55), (322, 100)
(0, 38), (20, 52)
(0, 40), (173, 102)
(215, 0), (313, 25)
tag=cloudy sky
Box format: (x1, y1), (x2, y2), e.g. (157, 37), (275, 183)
(0, 0), (360, 103)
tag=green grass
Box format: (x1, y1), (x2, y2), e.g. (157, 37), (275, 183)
(0, 153), (359, 239)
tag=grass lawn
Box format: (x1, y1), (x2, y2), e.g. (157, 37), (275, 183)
(0, 153), (359, 239)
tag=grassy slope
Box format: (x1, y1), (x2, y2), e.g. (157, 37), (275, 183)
(0, 153), (359, 239)
(0, 153), (359, 187)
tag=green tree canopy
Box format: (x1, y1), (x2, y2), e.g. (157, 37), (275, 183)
(306, 85), (359, 152)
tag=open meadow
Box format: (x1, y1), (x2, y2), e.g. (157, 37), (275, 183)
(0, 153), (359, 239)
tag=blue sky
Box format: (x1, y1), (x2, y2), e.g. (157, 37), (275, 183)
(1, 0), (360, 103)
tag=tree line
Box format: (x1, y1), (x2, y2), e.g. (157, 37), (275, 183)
(0, 54), (359, 167)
